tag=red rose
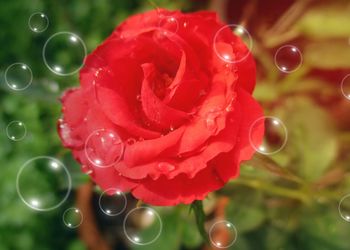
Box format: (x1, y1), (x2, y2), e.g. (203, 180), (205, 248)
(58, 9), (264, 206)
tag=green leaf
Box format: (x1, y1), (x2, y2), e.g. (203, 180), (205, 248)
(298, 204), (350, 250)
(304, 41), (350, 69)
(253, 82), (280, 102)
(274, 97), (338, 181)
(296, 4), (350, 39)
(225, 187), (266, 233)
(181, 216), (203, 249)
(131, 208), (181, 250)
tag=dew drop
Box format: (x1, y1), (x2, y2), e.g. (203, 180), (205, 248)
(157, 162), (175, 173)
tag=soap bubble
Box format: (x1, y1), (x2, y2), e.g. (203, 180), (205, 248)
(28, 12), (49, 33)
(63, 207), (83, 228)
(340, 74), (350, 100)
(249, 116), (288, 155)
(213, 24), (253, 63)
(4, 63), (32, 91)
(43, 32), (87, 76)
(6, 121), (27, 141)
(16, 156), (71, 211)
(209, 220), (238, 248)
(123, 207), (162, 245)
(339, 194), (350, 222)
(85, 129), (124, 168)
(98, 188), (127, 216)
(274, 45), (302, 73)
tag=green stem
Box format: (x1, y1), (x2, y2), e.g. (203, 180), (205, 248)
(227, 178), (311, 204)
(190, 200), (209, 244)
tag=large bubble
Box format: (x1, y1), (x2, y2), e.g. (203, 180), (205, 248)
(16, 156), (71, 211)
(43, 32), (87, 76)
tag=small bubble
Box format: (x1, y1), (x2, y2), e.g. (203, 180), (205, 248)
(28, 12), (49, 33)
(6, 121), (27, 141)
(209, 220), (237, 248)
(5, 63), (33, 91)
(98, 188), (127, 216)
(123, 207), (162, 245)
(249, 116), (288, 155)
(43, 32), (87, 76)
(340, 74), (350, 100)
(85, 129), (124, 168)
(213, 24), (253, 63)
(274, 45), (302, 73)
(339, 194), (350, 222)
(63, 207), (83, 228)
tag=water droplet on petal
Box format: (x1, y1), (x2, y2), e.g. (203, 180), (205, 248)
(205, 110), (221, 132)
(157, 162), (175, 173)
(126, 138), (137, 145)
(225, 97), (235, 112)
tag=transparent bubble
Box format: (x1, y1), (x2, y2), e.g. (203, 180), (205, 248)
(123, 207), (162, 245)
(341, 74), (350, 100)
(63, 207), (83, 228)
(158, 15), (179, 35)
(6, 121), (27, 141)
(339, 194), (350, 222)
(209, 220), (238, 248)
(28, 12), (49, 33)
(249, 116), (288, 155)
(274, 45), (302, 73)
(4, 63), (33, 91)
(213, 24), (253, 63)
(42, 32), (87, 76)
(16, 156), (71, 211)
(85, 129), (124, 168)
(98, 188), (127, 216)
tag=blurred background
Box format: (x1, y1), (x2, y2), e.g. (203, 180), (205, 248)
(1, 0), (350, 249)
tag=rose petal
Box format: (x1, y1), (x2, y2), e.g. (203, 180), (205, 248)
(97, 86), (161, 139)
(140, 63), (190, 130)
(212, 87), (264, 182)
(116, 100), (241, 180)
(131, 166), (224, 206)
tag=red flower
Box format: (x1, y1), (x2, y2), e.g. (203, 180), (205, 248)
(58, 9), (264, 206)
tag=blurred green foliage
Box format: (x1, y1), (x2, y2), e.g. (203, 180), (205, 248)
(1, 0), (350, 250)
